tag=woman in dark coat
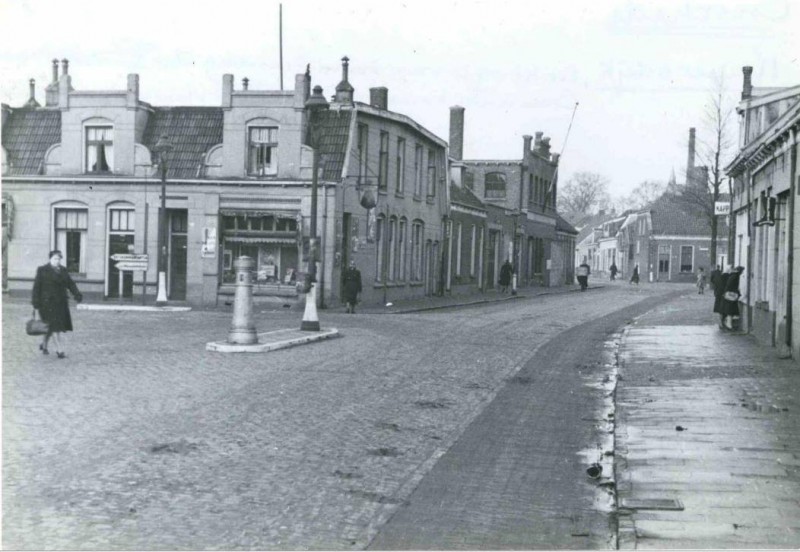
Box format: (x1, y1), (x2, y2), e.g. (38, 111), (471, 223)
(713, 266), (731, 329)
(719, 266), (743, 330)
(32, 250), (82, 358)
(629, 264), (640, 285)
(342, 261), (362, 314)
(499, 260), (513, 293)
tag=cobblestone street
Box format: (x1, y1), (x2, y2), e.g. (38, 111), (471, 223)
(4, 284), (678, 549)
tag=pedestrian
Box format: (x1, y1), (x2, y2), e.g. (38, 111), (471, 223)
(629, 264), (640, 285)
(609, 262), (618, 281)
(342, 261), (362, 314)
(577, 258), (591, 291)
(696, 267), (707, 294)
(499, 259), (513, 293)
(31, 250), (82, 358)
(713, 265), (731, 329)
(709, 264), (722, 292)
(719, 266), (744, 331)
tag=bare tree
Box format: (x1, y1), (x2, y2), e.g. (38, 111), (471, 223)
(678, 76), (735, 266)
(625, 180), (666, 210)
(557, 172), (611, 217)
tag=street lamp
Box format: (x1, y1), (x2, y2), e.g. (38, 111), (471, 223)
(153, 134), (173, 306)
(301, 85), (329, 331)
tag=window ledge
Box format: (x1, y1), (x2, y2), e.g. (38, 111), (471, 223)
(373, 281), (407, 289)
(408, 281), (424, 287)
(426, 197), (435, 204)
(412, 195), (423, 202)
(378, 189), (388, 195)
(395, 192), (405, 199)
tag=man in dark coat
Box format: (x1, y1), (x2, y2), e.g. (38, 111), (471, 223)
(609, 263), (618, 281)
(32, 250), (82, 358)
(577, 259), (591, 291)
(499, 260), (513, 293)
(709, 265), (722, 291)
(342, 261), (362, 314)
(719, 266), (744, 330)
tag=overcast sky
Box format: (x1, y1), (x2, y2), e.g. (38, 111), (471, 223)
(1, 0), (798, 198)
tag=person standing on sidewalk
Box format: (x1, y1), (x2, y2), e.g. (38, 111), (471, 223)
(32, 250), (82, 358)
(629, 264), (640, 285)
(720, 266), (744, 330)
(577, 259), (590, 291)
(342, 261), (362, 314)
(714, 265), (731, 329)
(696, 267), (707, 294)
(609, 262), (618, 281)
(709, 264), (722, 292)
(499, 259), (513, 293)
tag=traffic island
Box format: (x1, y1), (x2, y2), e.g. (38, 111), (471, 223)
(206, 327), (340, 353)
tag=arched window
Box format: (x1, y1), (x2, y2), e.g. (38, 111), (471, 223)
(484, 172), (506, 199)
(410, 220), (424, 282)
(397, 217), (408, 281)
(387, 216), (397, 281)
(375, 215), (385, 282)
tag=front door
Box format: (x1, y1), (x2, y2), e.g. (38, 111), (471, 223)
(658, 245), (670, 281)
(107, 208), (135, 299)
(486, 231), (498, 289)
(169, 210), (188, 300)
(340, 213), (351, 299)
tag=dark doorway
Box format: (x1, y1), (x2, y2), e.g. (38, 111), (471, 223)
(169, 210), (188, 300)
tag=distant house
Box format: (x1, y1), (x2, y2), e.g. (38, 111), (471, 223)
(573, 210), (616, 273)
(726, 65), (800, 351)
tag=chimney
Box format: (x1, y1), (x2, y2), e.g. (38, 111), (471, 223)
(126, 74), (139, 107)
(449, 106), (465, 161)
(294, 71), (309, 108)
(686, 127), (696, 184)
(334, 56), (354, 104)
(742, 66), (753, 100)
(551, 153), (560, 164)
(61, 58), (69, 76)
(51, 58), (59, 83)
(523, 134), (533, 155)
(24, 78), (40, 109)
(369, 87), (388, 110)
(222, 74), (234, 108)
(540, 137), (551, 157)
(534, 131), (543, 149)
(242, 77), (249, 91)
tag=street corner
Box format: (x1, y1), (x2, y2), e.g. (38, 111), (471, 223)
(206, 327), (340, 353)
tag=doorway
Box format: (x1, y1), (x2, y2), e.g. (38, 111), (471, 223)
(168, 210), (188, 300)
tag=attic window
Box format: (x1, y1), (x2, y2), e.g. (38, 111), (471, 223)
(248, 127), (278, 176)
(86, 126), (113, 173)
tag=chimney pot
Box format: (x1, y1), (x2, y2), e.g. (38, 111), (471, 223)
(51, 59), (59, 83)
(29, 78), (35, 96)
(534, 131), (544, 147)
(369, 87), (388, 110)
(523, 134), (533, 153)
(61, 58), (69, 76)
(742, 66), (753, 99)
(242, 77), (249, 90)
(334, 55), (354, 104)
(449, 106), (465, 161)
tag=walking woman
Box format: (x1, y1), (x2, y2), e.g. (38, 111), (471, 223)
(719, 266), (744, 331)
(713, 265), (731, 329)
(32, 250), (82, 358)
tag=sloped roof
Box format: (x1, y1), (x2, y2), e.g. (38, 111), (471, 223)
(555, 213), (578, 235)
(649, 192), (728, 235)
(449, 182), (486, 211)
(142, 107), (223, 179)
(575, 212), (617, 243)
(316, 109), (352, 181)
(2, 108), (61, 175)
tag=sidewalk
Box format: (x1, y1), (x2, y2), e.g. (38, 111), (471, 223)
(615, 292), (800, 548)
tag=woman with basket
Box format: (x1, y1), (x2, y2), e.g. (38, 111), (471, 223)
(31, 250), (82, 358)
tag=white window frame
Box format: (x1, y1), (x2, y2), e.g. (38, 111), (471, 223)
(53, 202), (89, 274)
(247, 126), (279, 176)
(85, 124), (114, 173)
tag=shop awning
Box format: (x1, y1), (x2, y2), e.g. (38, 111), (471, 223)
(224, 236), (297, 245)
(219, 209), (299, 219)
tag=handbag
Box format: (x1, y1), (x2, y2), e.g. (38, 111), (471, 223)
(26, 309), (49, 336)
(723, 291), (739, 302)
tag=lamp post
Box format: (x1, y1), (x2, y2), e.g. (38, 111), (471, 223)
(153, 134), (173, 306)
(301, 85), (329, 331)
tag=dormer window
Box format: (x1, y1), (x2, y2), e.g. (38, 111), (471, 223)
(248, 127), (278, 176)
(86, 126), (114, 173)
(484, 172), (507, 199)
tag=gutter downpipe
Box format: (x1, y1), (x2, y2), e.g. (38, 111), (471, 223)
(320, 182), (328, 309)
(786, 128), (797, 351)
(746, 166), (753, 334)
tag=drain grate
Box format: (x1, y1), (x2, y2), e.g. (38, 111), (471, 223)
(621, 498), (684, 510)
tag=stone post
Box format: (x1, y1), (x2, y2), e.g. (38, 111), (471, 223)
(228, 256), (258, 344)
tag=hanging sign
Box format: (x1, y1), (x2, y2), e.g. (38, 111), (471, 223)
(714, 202), (731, 216)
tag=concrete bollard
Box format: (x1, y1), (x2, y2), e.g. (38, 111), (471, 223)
(228, 256), (258, 344)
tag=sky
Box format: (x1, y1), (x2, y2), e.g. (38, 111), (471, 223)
(1, 0), (798, 199)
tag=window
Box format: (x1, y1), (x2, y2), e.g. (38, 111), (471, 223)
(248, 127), (278, 176)
(533, 176), (540, 205)
(455, 222), (463, 276)
(378, 132), (389, 190)
(528, 174), (534, 206)
(375, 216), (385, 281)
(396, 138), (406, 193)
(470, 225), (477, 277)
(542, 180), (550, 207)
(485, 172), (507, 199)
(55, 208), (88, 273)
(357, 124), (369, 183)
(427, 148), (437, 197)
(108, 208), (135, 298)
(411, 221), (424, 281)
(414, 145), (424, 196)
(397, 218), (407, 281)
(464, 171), (474, 190)
(86, 126), (113, 173)
(388, 217), (397, 281)
(680, 245), (694, 273)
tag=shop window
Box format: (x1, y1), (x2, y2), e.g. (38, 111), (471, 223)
(680, 245), (694, 272)
(485, 172), (506, 199)
(55, 208), (88, 273)
(248, 127), (278, 176)
(86, 126), (113, 173)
